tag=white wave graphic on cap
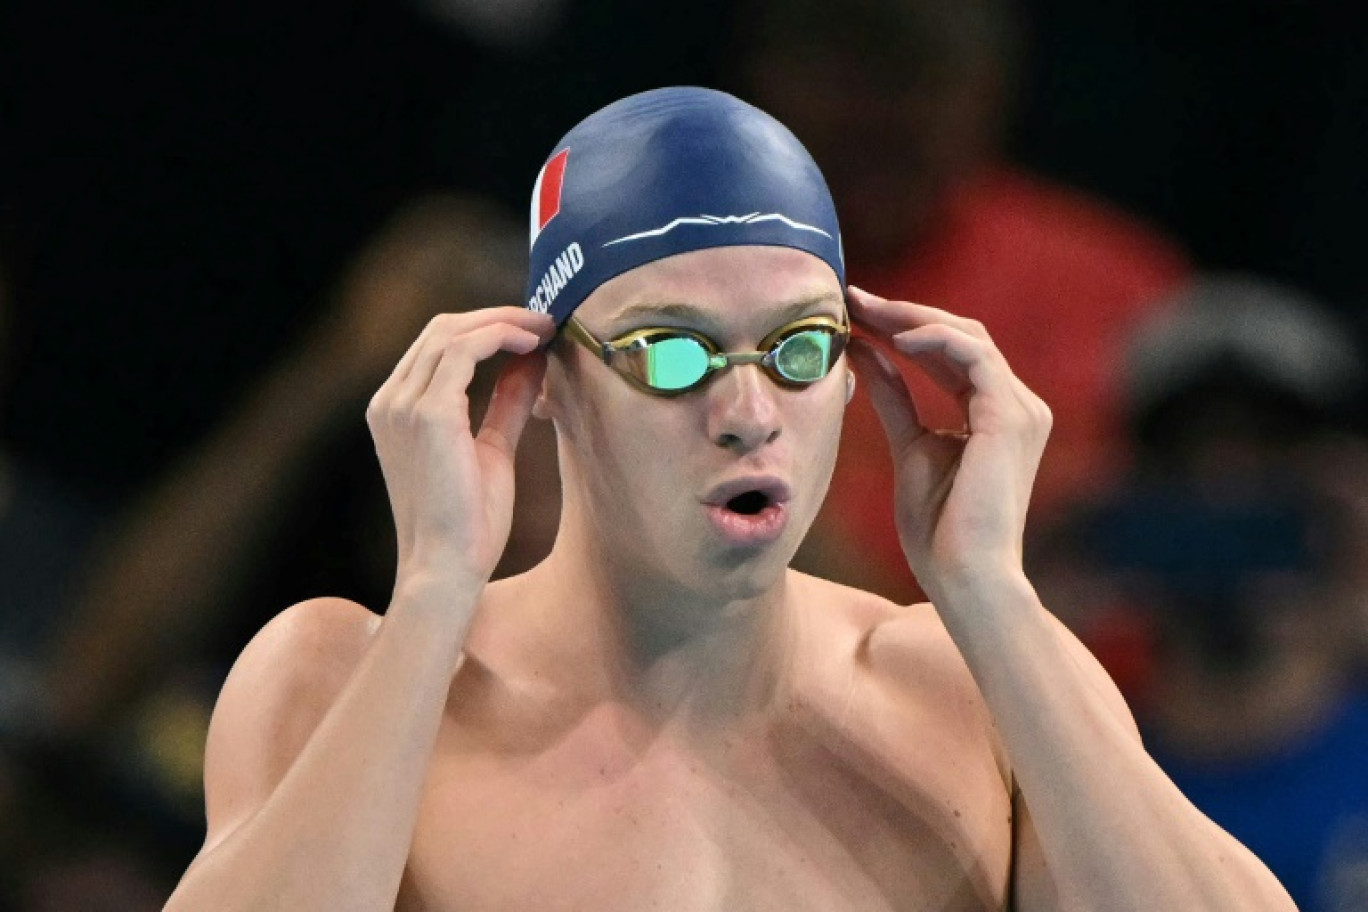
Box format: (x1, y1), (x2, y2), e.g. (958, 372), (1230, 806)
(603, 212), (833, 247)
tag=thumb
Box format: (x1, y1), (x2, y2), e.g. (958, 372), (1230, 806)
(847, 339), (926, 458)
(476, 351), (547, 461)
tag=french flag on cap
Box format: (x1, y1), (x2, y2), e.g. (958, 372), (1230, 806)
(529, 148), (570, 246)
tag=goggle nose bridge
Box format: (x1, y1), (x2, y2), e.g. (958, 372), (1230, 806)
(708, 350), (770, 370)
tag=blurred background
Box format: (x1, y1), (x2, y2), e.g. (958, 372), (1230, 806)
(1, 0), (1366, 908)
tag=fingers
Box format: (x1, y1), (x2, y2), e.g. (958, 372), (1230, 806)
(418, 322), (545, 411)
(393, 307), (554, 388)
(849, 284), (1018, 394)
(848, 286), (1051, 440)
(847, 285), (991, 342)
(847, 285), (1003, 398)
(381, 310), (553, 402)
(369, 309), (554, 433)
(890, 323), (1013, 402)
(846, 339), (926, 455)
(892, 324), (1053, 450)
(475, 351), (548, 463)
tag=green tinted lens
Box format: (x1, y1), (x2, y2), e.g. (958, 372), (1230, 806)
(773, 329), (833, 382)
(645, 335), (711, 390)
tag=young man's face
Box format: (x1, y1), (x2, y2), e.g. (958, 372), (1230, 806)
(546, 244), (849, 600)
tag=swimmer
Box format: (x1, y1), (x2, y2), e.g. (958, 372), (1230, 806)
(164, 88), (1296, 911)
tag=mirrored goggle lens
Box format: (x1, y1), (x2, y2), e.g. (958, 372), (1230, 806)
(773, 329), (835, 382)
(640, 335), (711, 390)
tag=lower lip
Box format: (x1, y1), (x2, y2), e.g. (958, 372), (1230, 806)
(704, 501), (790, 547)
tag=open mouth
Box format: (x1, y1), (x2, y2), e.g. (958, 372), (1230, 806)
(704, 480), (790, 546)
(725, 490), (772, 515)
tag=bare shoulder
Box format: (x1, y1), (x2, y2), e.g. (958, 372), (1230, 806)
(799, 571), (1141, 744)
(793, 571), (1013, 791)
(797, 571), (982, 699)
(200, 596), (382, 851)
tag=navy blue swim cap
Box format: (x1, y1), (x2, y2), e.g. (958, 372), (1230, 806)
(525, 87), (844, 326)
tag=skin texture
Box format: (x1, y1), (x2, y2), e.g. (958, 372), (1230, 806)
(166, 246), (1296, 912)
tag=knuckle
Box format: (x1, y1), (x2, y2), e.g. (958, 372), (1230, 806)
(384, 404), (411, 431)
(952, 333), (987, 359)
(1036, 402), (1054, 432)
(1036, 397), (1054, 423)
(426, 313), (463, 337)
(412, 399), (443, 426)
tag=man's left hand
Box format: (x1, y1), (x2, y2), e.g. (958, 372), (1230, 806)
(844, 285), (1052, 596)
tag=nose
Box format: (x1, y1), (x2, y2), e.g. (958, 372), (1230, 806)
(706, 363), (782, 453)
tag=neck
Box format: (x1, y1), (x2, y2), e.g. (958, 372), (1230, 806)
(512, 530), (799, 735)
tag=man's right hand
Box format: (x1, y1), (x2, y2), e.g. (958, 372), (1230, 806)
(366, 307), (555, 600)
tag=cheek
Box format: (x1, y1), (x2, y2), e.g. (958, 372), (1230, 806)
(570, 389), (697, 508)
(793, 379), (848, 441)
(791, 387), (848, 487)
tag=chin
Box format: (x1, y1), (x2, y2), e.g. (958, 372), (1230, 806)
(689, 537), (801, 602)
(595, 496), (815, 603)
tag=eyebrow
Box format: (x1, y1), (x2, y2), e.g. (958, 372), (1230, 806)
(609, 290), (845, 332)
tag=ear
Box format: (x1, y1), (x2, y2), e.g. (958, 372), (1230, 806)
(845, 370), (857, 405)
(532, 379), (554, 420)
(532, 347), (562, 420)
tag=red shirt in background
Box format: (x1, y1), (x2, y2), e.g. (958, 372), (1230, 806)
(817, 165), (1190, 599)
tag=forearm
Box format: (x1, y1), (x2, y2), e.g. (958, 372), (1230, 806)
(926, 570), (1295, 911)
(165, 578), (469, 912)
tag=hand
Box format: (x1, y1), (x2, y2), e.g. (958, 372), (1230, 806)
(366, 307), (555, 596)
(844, 286), (1052, 594)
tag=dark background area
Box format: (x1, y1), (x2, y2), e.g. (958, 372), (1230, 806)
(2, 1), (1367, 907)
(2, 0), (1365, 508)
(0, 0), (731, 503)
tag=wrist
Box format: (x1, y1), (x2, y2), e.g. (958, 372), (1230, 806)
(919, 559), (1034, 613)
(913, 541), (1025, 594)
(387, 567), (484, 633)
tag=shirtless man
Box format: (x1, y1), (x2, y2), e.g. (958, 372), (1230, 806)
(163, 88), (1295, 911)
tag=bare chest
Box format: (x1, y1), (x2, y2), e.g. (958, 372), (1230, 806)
(398, 701), (1012, 912)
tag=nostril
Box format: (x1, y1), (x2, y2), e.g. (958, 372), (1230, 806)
(715, 428), (782, 450)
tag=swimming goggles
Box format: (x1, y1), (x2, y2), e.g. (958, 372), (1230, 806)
(563, 312), (850, 396)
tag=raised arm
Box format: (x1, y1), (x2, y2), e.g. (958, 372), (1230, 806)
(164, 306), (554, 912)
(844, 285), (1297, 912)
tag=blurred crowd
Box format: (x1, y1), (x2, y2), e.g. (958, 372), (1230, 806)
(2, 0), (1366, 909)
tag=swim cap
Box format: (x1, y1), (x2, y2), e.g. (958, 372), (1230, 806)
(524, 86), (844, 326)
